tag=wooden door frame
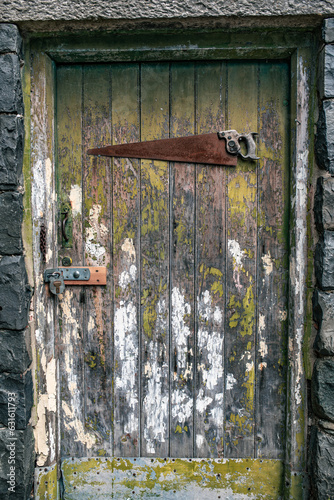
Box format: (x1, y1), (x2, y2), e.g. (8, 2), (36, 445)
(23, 28), (317, 498)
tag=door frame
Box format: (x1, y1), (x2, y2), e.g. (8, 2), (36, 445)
(23, 28), (317, 498)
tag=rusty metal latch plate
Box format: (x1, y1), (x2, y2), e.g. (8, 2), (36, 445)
(44, 266), (107, 296)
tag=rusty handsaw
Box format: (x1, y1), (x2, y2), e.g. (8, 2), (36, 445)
(87, 130), (259, 166)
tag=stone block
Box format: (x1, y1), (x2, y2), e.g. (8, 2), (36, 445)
(312, 358), (334, 422)
(0, 193), (23, 255)
(319, 44), (334, 99)
(0, 329), (31, 373)
(323, 18), (334, 43)
(315, 99), (334, 174)
(315, 231), (334, 290)
(0, 425), (34, 499)
(309, 426), (334, 499)
(0, 115), (24, 190)
(314, 176), (334, 231)
(0, 24), (22, 55)
(313, 289), (334, 355)
(0, 256), (32, 331)
(0, 53), (23, 114)
(0, 370), (33, 430)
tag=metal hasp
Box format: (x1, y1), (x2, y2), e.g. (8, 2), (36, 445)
(44, 267), (107, 296)
(87, 129), (259, 166)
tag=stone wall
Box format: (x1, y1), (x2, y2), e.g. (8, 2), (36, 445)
(311, 17), (334, 500)
(0, 24), (34, 500)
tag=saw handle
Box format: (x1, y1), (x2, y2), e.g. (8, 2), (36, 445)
(217, 130), (259, 160)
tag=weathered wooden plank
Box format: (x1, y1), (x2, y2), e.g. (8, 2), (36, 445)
(82, 64), (113, 456)
(57, 65), (95, 457)
(30, 51), (58, 467)
(61, 457), (284, 499)
(169, 62), (195, 457)
(224, 62), (258, 458)
(195, 62), (226, 458)
(112, 63), (140, 456)
(284, 49), (312, 497)
(140, 63), (170, 456)
(255, 62), (290, 458)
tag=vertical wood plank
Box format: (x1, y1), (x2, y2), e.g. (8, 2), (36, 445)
(31, 51), (58, 466)
(255, 62), (290, 458)
(195, 62), (226, 458)
(224, 62), (258, 458)
(82, 65), (113, 456)
(112, 63), (141, 457)
(169, 62), (195, 457)
(57, 66), (95, 457)
(140, 63), (170, 457)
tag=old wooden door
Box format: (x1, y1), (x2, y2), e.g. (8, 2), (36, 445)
(54, 59), (289, 498)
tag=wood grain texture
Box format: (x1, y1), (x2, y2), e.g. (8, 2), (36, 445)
(169, 62), (195, 457)
(140, 63), (170, 457)
(82, 65), (113, 456)
(112, 63), (140, 456)
(224, 62), (258, 458)
(31, 51), (58, 467)
(57, 65), (89, 457)
(195, 62), (226, 458)
(256, 62), (289, 459)
(53, 60), (290, 467)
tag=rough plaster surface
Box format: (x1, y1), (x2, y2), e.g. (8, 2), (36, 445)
(1, 0), (334, 23)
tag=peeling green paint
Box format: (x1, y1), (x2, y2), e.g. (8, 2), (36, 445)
(35, 465), (59, 500)
(62, 457), (283, 498)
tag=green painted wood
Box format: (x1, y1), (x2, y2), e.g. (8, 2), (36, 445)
(82, 64), (113, 456)
(140, 63), (170, 457)
(54, 58), (291, 493)
(255, 62), (290, 458)
(224, 62), (258, 458)
(195, 61), (226, 458)
(169, 62), (195, 458)
(61, 457), (284, 499)
(112, 63), (141, 457)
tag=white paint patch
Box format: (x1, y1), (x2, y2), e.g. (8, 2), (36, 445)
(114, 240), (139, 435)
(69, 184), (82, 217)
(196, 434), (205, 449)
(246, 361), (254, 373)
(226, 373), (237, 390)
(118, 264), (137, 289)
(35, 394), (49, 466)
(45, 158), (52, 188)
(121, 238), (136, 262)
(59, 290), (96, 449)
(32, 159), (45, 218)
(262, 251), (273, 276)
(228, 239), (244, 291)
(143, 298), (169, 454)
(62, 401), (96, 448)
(258, 314), (265, 333)
(172, 287), (192, 375)
(228, 239), (245, 267)
(172, 389), (193, 423)
(45, 357), (57, 413)
(85, 204), (108, 262)
(35, 356), (57, 464)
(259, 341), (268, 358)
(196, 290), (224, 441)
(196, 389), (213, 414)
(114, 300), (138, 435)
